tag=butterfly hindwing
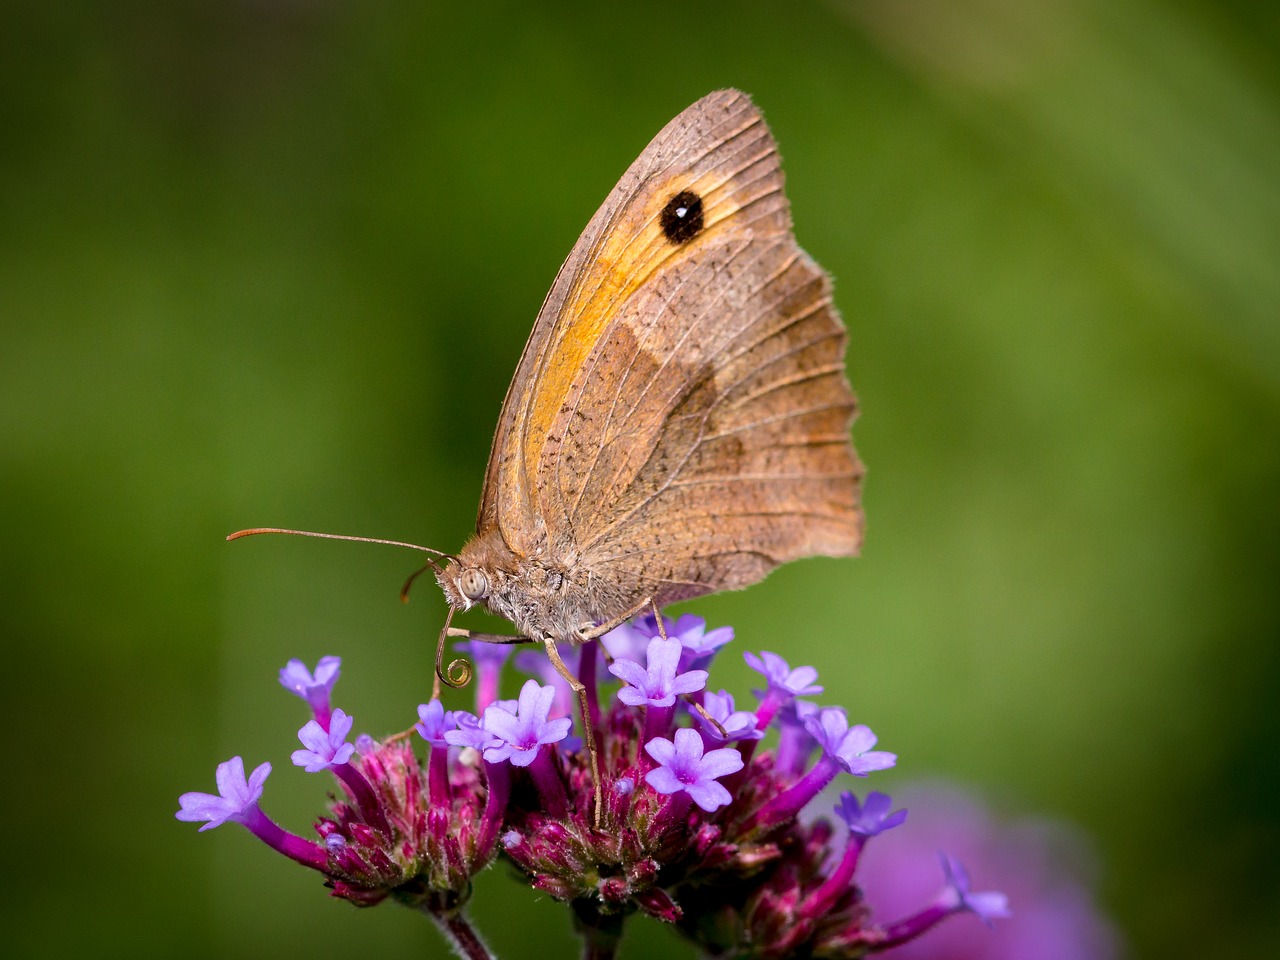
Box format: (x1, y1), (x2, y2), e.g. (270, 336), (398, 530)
(476, 89), (862, 605)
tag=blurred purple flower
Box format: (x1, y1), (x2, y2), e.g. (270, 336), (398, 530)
(837, 790), (908, 839)
(940, 853), (1011, 926)
(279, 656), (341, 727)
(858, 783), (1120, 960)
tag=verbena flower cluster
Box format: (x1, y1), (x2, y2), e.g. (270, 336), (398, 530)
(177, 614), (1008, 958)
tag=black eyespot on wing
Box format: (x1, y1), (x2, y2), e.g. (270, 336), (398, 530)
(659, 190), (704, 245)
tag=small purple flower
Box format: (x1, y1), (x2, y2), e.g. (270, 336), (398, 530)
(644, 727), (745, 812)
(415, 699), (460, 747)
(177, 756), (271, 831)
(177, 756), (328, 871)
(279, 656), (341, 725)
(292, 707), (356, 773)
(443, 710), (496, 751)
(836, 790), (907, 839)
(696, 689), (765, 742)
(940, 853), (1011, 926)
(480, 679), (572, 767)
(611, 636), (708, 708)
(804, 706), (896, 776)
(669, 614), (734, 671)
(603, 613), (735, 668)
(454, 639), (514, 711)
(745, 650), (823, 697)
(600, 613), (663, 663)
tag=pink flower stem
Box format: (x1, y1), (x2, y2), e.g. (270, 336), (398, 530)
(529, 749), (567, 819)
(876, 901), (953, 950)
(428, 746), (452, 806)
(650, 790), (693, 836)
(239, 805), (328, 870)
(754, 690), (786, 730)
(475, 663), (501, 714)
(476, 761), (510, 859)
(644, 704), (674, 744)
(799, 835), (865, 921)
(745, 755), (838, 833)
(333, 763), (393, 838)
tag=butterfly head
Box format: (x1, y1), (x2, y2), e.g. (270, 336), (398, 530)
(436, 559), (491, 612)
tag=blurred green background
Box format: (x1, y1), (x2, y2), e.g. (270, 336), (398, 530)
(3, 1), (1277, 957)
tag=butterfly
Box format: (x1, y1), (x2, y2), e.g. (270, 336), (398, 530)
(233, 89), (863, 824)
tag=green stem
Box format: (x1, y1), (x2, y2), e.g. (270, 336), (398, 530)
(572, 899), (625, 960)
(418, 897), (493, 960)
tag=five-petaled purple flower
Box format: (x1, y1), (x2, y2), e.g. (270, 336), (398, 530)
(292, 707), (356, 772)
(479, 679), (572, 767)
(415, 699), (460, 747)
(611, 636), (708, 707)
(695, 689), (764, 742)
(940, 853), (1011, 926)
(279, 655), (341, 727)
(644, 727), (745, 812)
(837, 790), (908, 839)
(176, 756), (271, 831)
(806, 705), (897, 776)
(745, 650), (824, 697)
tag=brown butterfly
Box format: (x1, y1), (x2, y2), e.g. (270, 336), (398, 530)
(233, 89), (863, 823)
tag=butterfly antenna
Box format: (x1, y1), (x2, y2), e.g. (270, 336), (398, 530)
(227, 527), (457, 572)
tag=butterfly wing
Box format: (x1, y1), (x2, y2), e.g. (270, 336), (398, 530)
(478, 89), (862, 603)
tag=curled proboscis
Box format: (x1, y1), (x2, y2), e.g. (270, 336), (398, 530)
(439, 656), (472, 689)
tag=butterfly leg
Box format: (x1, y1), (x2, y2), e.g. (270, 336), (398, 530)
(580, 595), (659, 641)
(543, 637), (604, 830)
(649, 598), (668, 640)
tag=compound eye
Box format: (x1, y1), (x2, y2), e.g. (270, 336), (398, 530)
(458, 567), (489, 601)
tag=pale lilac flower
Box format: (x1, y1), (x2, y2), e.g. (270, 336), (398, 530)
(611, 636), (708, 707)
(745, 650), (823, 697)
(279, 655), (341, 726)
(600, 612), (664, 662)
(695, 689), (764, 742)
(804, 706), (896, 776)
(940, 853), (1012, 926)
(665, 613), (734, 671)
(415, 699), (460, 748)
(480, 679), (572, 767)
(454, 639), (515, 712)
(176, 756), (271, 831)
(292, 707), (356, 773)
(443, 710), (496, 751)
(860, 784), (1118, 960)
(644, 727), (744, 812)
(837, 790), (907, 839)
